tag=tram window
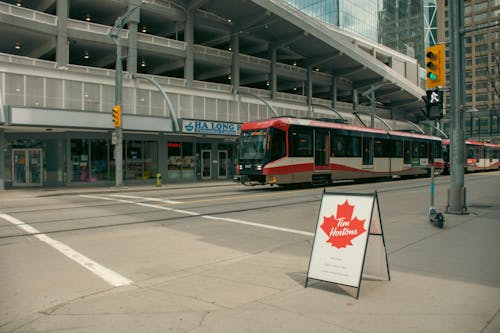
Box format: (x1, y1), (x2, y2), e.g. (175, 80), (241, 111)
(270, 128), (286, 161)
(467, 146), (475, 159)
(350, 136), (361, 157)
(362, 137), (374, 165)
(332, 136), (346, 157)
(391, 140), (403, 158)
(443, 145), (449, 162)
(290, 128), (313, 157)
(240, 130), (266, 160)
(403, 141), (411, 164)
(332, 135), (361, 157)
(434, 142), (442, 158)
(416, 142), (428, 158)
(374, 139), (390, 157)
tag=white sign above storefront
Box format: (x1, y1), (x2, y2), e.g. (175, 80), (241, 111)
(182, 119), (241, 136)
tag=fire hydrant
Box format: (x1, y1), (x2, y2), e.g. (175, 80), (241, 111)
(156, 173), (162, 187)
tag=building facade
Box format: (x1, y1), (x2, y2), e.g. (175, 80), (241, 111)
(286, 0), (427, 68)
(437, 0), (500, 143)
(0, 0), (426, 189)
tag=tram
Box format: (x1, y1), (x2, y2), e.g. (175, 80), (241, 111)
(235, 117), (444, 186)
(442, 139), (500, 174)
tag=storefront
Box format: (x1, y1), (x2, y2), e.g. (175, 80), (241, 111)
(1, 118), (240, 189)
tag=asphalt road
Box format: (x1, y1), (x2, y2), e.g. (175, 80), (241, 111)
(1, 172), (499, 333)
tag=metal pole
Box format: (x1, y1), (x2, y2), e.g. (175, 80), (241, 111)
(114, 30), (123, 187)
(110, 1), (142, 187)
(446, 0), (467, 214)
(430, 165), (435, 208)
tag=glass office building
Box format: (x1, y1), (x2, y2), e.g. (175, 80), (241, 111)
(286, 0), (379, 41)
(286, 0), (426, 66)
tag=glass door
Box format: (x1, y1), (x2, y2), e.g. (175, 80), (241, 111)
(218, 150), (228, 179)
(12, 148), (43, 186)
(201, 150), (211, 179)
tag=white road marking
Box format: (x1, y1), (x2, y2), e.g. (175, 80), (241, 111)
(0, 213), (133, 287)
(109, 194), (182, 204)
(81, 195), (314, 237)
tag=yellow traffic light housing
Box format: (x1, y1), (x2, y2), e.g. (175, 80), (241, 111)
(426, 44), (445, 89)
(112, 105), (121, 128)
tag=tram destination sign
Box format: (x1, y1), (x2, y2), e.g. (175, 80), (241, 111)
(182, 119), (242, 136)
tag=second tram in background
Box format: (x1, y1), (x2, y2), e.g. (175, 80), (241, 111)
(442, 139), (500, 174)
(235, 117), (444, 186)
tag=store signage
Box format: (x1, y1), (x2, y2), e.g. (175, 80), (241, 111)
(305, 191), (390, 299)
(182, 119), (241, 136)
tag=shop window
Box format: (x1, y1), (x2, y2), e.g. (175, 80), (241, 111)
(91, 139), (109, 181)
(126, 141), (143, 180)
(126, 140), (158, 180)
(71, 139), (91, 182)
(168, 142), (195, 181)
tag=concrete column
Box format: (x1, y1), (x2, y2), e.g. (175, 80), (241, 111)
(306, 65), (313, 106)
(231, 30), (240, 91)
(184, 10), (194, 87)
(330, 78), (337, 110)
(352, 89), (359, 110)
(56, 0), (69, 66)
(0, 129), (4, 190)
(269, 49), (277, 99)
(126, 0), (141, 74)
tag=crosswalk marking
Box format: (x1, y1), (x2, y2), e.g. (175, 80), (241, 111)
(0, 213), (133, 287)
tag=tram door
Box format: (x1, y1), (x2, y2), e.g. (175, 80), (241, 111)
(362, 137), (374, 167)
(218, 150), (228, 179)
(201, 150), (211, 179)
(12, 148), (43, 186)
(314, 129), (329, 167)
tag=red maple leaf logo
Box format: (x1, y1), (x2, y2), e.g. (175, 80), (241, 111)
(320, 200), (366, 249)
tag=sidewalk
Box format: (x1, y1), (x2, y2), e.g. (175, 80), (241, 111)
(1, 174), (499, 333)
(0, 179), (237, 199)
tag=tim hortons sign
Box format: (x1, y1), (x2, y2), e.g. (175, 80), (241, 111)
(305, 191), (390, 299)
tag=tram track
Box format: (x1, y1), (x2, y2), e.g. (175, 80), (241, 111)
(0, 173), (491, 240)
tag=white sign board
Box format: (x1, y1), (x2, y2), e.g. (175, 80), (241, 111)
(182, 119), (241, 136)
(306, 191), (389, 298)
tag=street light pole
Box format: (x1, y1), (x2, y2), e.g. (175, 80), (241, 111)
(109, 2), (142, 187)
(446, 0), (467, 214)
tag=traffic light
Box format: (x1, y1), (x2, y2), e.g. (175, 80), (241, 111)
(112, 105), (121, 128)
(425, 44), (445, 89)
(426, 89), (443, 120)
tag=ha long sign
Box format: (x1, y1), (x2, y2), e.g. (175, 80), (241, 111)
(305, 191), (390, 299)
(182, 119), (241, 136)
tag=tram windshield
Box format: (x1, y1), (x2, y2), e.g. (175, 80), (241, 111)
(239, 129), (267, 161)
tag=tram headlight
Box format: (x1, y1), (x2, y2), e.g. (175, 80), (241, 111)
(256, 165), (262, 171)
(238, 164), (243, 170)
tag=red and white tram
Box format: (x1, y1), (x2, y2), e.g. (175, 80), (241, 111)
(442, 139), (500, 174)
(235, 117), (444, 186)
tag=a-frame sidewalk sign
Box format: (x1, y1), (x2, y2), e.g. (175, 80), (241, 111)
(305, 190), (390, 299)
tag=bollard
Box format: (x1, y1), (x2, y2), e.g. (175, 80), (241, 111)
(156, 173), (162, 187)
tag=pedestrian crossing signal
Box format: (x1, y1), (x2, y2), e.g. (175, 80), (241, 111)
(112, 105), (121, 128)
(426, 89), (443, 120)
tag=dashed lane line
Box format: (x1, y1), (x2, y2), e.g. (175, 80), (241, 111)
(81, 194), (314, 237)
(109, 194), (182, 204)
